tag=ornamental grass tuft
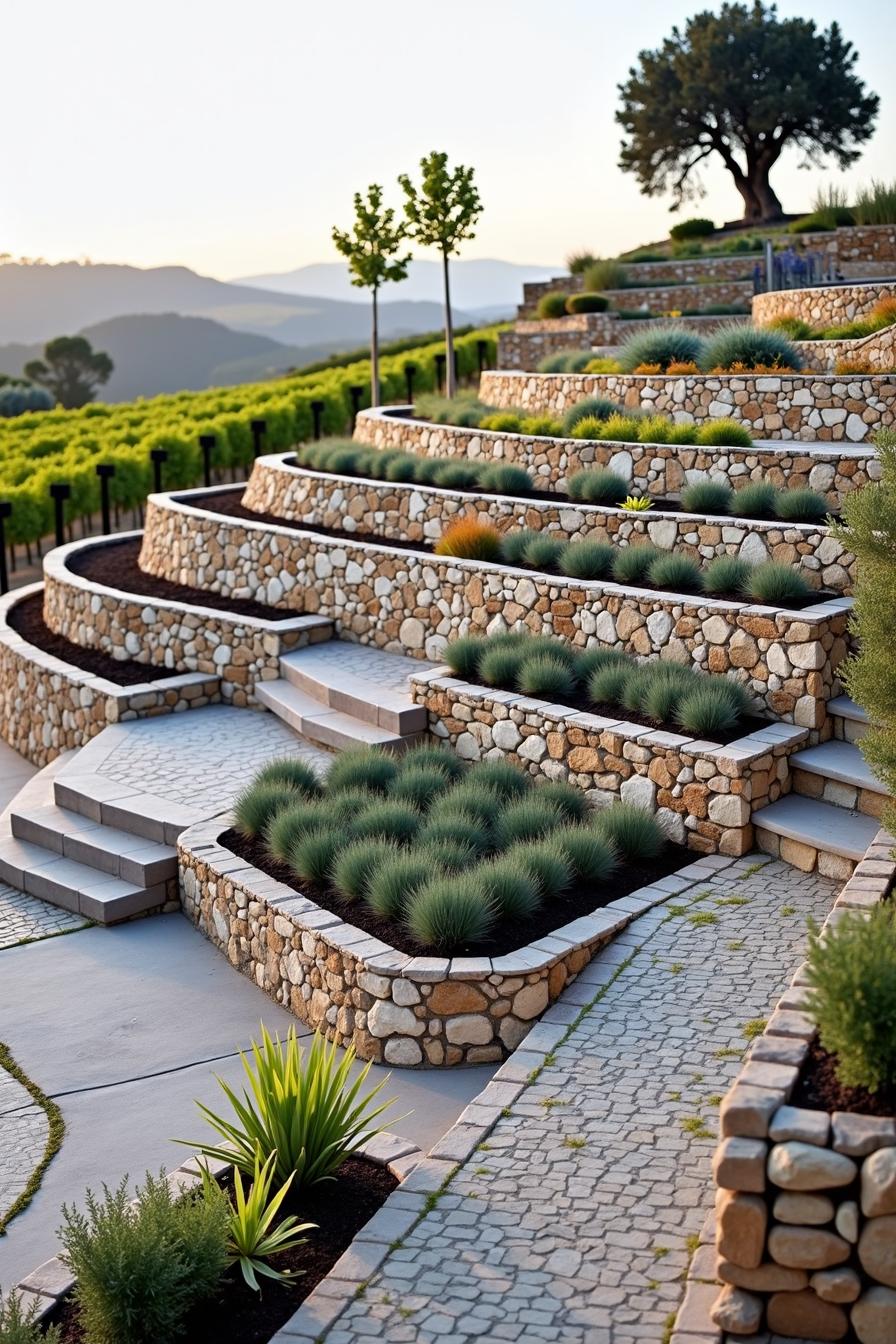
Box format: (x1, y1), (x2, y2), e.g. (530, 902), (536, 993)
(254, 758), (322, 797)
(674, 679), (753, 739)
(611, 544), (660, 585)
(480, 859), (542, 920)
(325, 747), (398, 795)
(700, 554), (753, 597)
(434, 517), (502, 561)
(559, 539), (615, 580)
(265, 800), (329, 865)
(566, 468), (629, 505)
(515, 653), (577, 701)
(493, 796), (566, 848)
(646, 552), (702, 593)
(727, 480), (778, 519)
(554, 827), (619, 885)
(506, 838), (575, 898)
(329, 837), (398, 902)
(348, 800), (421, 845)
(366, 849), (438, 920)
(443, 634), (487, 680)
(695, 418), (753, 448)
(405, 873), (497, 949)
(477, 463), (534, 495)
(617, 325), (705, 373)
(288, 828), (342, 885)
(699, 322), (801, 373)
(233, 782), (297, 839)
(680, 479), (734, 514)
(561, 397), (622, 435)
(774, 488), (829, 523)
(592, 803), (664, 861)
(745, 561), (812, 605)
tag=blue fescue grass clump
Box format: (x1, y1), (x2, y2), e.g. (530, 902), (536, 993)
(617, 325), (705, 373)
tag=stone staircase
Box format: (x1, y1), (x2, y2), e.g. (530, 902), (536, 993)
(752, 696), (883, 879)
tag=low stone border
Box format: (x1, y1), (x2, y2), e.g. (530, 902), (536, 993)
(354, 405), (878, 511)
(517, 277), (753, 318)
(139, 490), (852, 734)
(520, 257), (760, 314)
(41, 533), (333, 708)
(498, 312), (745, 370)
(12, 1130), (425, 1338)
(754, 280), (896, 329)
(0, 582), (221, 767)
(412, 667), (808, 858)
(674, 827), (896, 1343)
(178, 818), (720, 1067)
(243, 453), (856, 594)
(479, 369), (896, 442)
(793, 322), (896, 375)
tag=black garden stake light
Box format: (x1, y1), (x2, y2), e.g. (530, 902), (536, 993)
(50, 482), (71, 549)
(150, 448), (167, 494)
(349, 385), (364, 430)
(404, 362), (416, 403)
(250, 418), (267, 458)
(477, 339), (488, 374)
(0, 501), (11, 595)
(199, 433), (216, 488)
(96, 463), (116, 535)
(435, 353), (446, 394)
(310, 400), (325, 441)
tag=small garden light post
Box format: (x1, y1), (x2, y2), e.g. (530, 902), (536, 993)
(311, 400), (325, 441)
(50, 483), (71, 549)
(250, 418), (266, 458)
(199, 434), (216, 488)
(477, 339), (488, 374)
(96, 463), (115, 535)
(150, 448), (167, 494)
(435, 354), (446, 394)
(349, 385), (364, 429)
(0, 501), (10, 595)
(404, 363), (416, 403)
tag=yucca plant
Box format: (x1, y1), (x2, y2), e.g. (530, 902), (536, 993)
(183, 1027), (393, 1189)
(203, 1152), (314, 1292)
(621, 495), (652, 512)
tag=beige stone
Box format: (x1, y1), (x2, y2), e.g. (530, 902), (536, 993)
(766, 1289), (848, 1340)
(767, 1225), (850, 1269)
(809, 1267), (861, 1304)
(859, 1214), (896, 1287)
(852, 1286), (896, 1344)
(512, 981), (549, 1021)
(835, 1200), (859, 1243)
(717, 1191), (767, 1269)
(773, 1192), (835, 1225)
(714, 1137), (767, 1193)
(717, 1260), (808, 1292)
(710, 1284), (762, 1335)
(444, 1014), (494, 1046)
(863, 1146), (896, 1216)
(767, 1141), (857, 1191)
(427, 981), (488, 1015)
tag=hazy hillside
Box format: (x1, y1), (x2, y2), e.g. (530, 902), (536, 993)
(0, 261), (467, 347)
(237, 258), (560, 311)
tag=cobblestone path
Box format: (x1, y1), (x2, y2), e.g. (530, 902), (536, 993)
(326, 856), (837, 1344)
(0, 884), (88, 950)
(0, 1058), (48, 1229)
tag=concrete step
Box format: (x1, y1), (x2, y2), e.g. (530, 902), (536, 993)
(753, 794), (880, 879)
(10, 801), (176, 886)
(790, 740), (885, 818)
(279, 643), (431, 736)
(828, 694), (868, 743)
(0, 830), (169, 923)
(256, 679), (422, 754)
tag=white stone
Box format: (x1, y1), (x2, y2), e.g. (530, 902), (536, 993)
(646, 610), (673, 644)
(367, 999), (424, 1038)
(620, 775), (656, 810)
(493, 719), (522, 750)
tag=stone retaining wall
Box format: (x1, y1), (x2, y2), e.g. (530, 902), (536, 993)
(792, 324), (896, 375)
(520, 266), (758, 315)
(478, 370), (896, 442)
(354, 408), (878, 512)
(412, 669), (808, 858)
(139, 492), (850, 734)
(753, 281), (896, 329)
(244, 455), (856, 595)
(519, 279), (753, 319)
(41, 535), (333, 708)
(708, 829), (896, 1342)
(498, 314), (748, 370)
(178, 817), (708, 1066)
(0, 583), (221, 767)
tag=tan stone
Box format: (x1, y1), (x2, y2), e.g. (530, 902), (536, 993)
(714, 1136), (767, 1193)
(766, 1289), (848, 1340)
(709, 1284), (762, 1335)
(862, 1146), (896, 1216)
(810, 1267), (862, 1304)
(718, 1260), (808, 1292)
(773, 1192), (835, 1225)
(444, 1014), (493, 1046)
(852, 1286), (896, 1344)
(767, 1225), (850, 1269)
(716, 1191), (767, 1269)
(427, 981), (488, 1015)
(767, 1141), (857, 1191)
(859, 1215), (896, 1287)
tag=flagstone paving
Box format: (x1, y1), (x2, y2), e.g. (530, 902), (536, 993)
(323, 856), (837, 1344)
(0, 1068), (47, 1231)
(0, 884), (88, 949)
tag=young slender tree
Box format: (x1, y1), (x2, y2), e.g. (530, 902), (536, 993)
(332, 185), (411, 407)
(399, 152), (482, 399)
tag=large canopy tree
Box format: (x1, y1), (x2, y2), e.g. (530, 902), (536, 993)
(616, 2), (879, 223)
(25, 335), (113, 409)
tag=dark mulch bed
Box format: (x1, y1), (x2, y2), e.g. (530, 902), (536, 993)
(47, 1157), (396, 1344)
(188, 490), (833, 612)
(220, 825), (688, 958)
(790, 1038), (896, 1119)
(7, 590), (183, 687)
(65, 537), (297, 623)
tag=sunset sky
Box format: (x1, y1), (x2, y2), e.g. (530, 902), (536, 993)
(4, 0), (894, 280)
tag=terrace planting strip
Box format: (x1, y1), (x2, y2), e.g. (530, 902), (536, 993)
(354, 405), (878, 511)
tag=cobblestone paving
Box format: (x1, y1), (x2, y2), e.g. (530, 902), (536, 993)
(328, 857), (837, 1344)
(0, 1060), (47, 1227)
(0, 883), (88, 950)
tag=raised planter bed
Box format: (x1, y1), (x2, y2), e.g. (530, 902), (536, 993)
(706, 830), (896, 1342)
(354, 406), (878, 511)
(139, 489), (852, 735)
(499, 312), (746, 370)
(412, 668), (809, 857)
(242, 454), (856, 595)
(0, 583), (221, 766)
(753, 280), (896, 329)
(478, 369), (896, 442)
(41, 533), (333, 708)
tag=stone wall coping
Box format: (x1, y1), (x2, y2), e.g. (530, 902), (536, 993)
(412, 669), (809, 764)
(178, 815), (726, 980)
(0, 581), (220, 699)
(762, 279), (894, 302)
(43, 531), (331, 637)
(148, 489), (851, 627)
(479, 368), (896, 388)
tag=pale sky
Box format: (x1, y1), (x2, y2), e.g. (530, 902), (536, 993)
(4, 0), (894, 280)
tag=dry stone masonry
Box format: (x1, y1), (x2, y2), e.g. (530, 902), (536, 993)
(498, 313), (747, 369)
(754, 281), (896, 329)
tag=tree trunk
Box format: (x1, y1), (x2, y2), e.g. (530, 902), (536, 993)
(732, 173), (764, 223)
(751, 168), (784, 223)
(442, 251), (456, 399)
(371, 287), (380, 408)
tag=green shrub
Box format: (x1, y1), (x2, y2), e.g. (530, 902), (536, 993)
(575, 646), (628, 681)
(535, 780), (588, 822)
(852, 179), (896, 227)
(592, 804), (665, 860)
(516, 653), (577, 702)
(324, 788), (380, 822)
(700, 322), (802, 372)
(265, 800), (328, 864)
(774, 488), (829, 523)
(59, 1171), (228, 1344)
(745, 561), (812, 605)
(325, 747), (399, 795)
(636, 414), (676, 444)
(494, 796), (566, 848)
(618, 325), (705, 373)
(425, 837), (478, 871)
(667, 422), (699, 444)
(611, 544), (660, 585)
(519, 415), (564, 437)
(681, 479), (734, 514)
(566, 468), (628, 505)
(349, 800), (421, 845)
(568, 415), (607, 441)
(696, 418), (753, 447)
(560, 539), (615, 580)
(588, 661), (635, 707)
(728, 481), (777, 519)
(479, 412), (523, 433)
(593, 414), (643, 443)
(330, 837), (397, 901)
(477, 463), (533, 495)
(804, 905), (896, 1092)
(430, 461), (483, 491)
(582, 259), (627, 291)
(0, 1290), (61, 1344)
(397, 743), (465, 780)
(390, 764), (454, 810)
(468, 757), (530, 800)
(561, 397), (621, 435)
(536, 292), (569, 319)
(478, 643), (529, 687)
(767, 314), (813, 340)
(567, 251), (598, 275)
(443, 634), (487, 680)
(405, 873), (496, 949)
(669, 217), (714, 241)
(675, 679), (752, 738)
(647, 552), (702, 593)
(521, 533), (566, 572)
(506, 838), (574, 897)
(499, 527), (538, 565)
(383, 453), (420, 483)
(701, 555), (753, 597)
(254, 758), (322, 797)
(566, 292), (609, 314)
(187, 1026), (392, 1188)
(554, 827), (618, 884)
(233, 782), (297, 839)
(480, 859), (542, 919)
(438, 781), (504, 826)
(289, 828), (342, 884)
(366, 849), (437, 919)
(536, 350), (594, 374)
(420, 813), (491, 856)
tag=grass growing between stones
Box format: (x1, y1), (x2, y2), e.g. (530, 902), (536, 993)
(0, 1041), (64, 1236)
